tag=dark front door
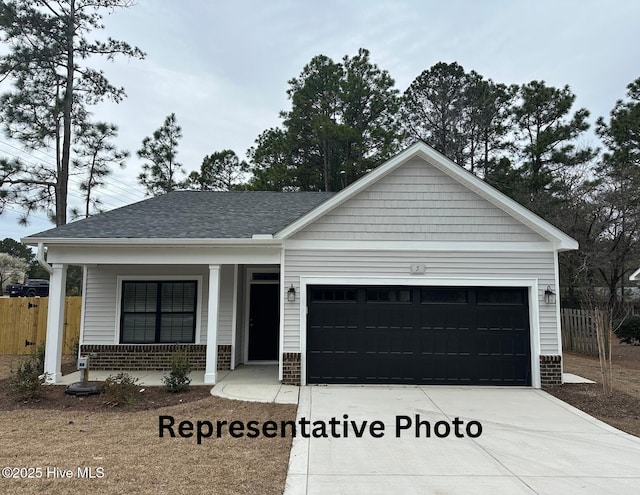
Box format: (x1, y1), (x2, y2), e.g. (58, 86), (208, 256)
(307, 285), (531, 385)
(248, 283), (280, 360)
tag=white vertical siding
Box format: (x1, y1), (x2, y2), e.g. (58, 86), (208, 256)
(291, 158), (546, 243)
(283, 249), (559, 355)
(234, 265), (247, 365)
(217, 265), (234, 345)
(82, 264), (237, 345)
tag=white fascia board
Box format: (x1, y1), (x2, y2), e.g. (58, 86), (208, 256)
(43, 244), (283, 265)
(275, 141), (579, 251)
(630, 268), (640, 281)
(283, 239), (554, 252)
(22, 237), (283, 247)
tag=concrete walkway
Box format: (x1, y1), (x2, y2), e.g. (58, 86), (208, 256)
(285, 386), (640, 495)
(211, 365), (299, 404)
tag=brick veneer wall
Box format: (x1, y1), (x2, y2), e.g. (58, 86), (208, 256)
(80, 344), (207, 371)
(217, 345), (232, 371)
(282, 352), (301, 385)
(540, 355), (562, 386)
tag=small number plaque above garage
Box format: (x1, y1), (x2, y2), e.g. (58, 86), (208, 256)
(307, 286), (531, 386)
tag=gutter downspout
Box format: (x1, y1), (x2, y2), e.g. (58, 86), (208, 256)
(37, 242), (54, 275)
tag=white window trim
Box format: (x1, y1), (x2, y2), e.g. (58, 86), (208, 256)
(115, 275), (203, 345)
(299, 276), (541, 388)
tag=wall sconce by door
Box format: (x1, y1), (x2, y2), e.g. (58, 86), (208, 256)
(287, 284), (296, 302)
(544, 286), (556, 304)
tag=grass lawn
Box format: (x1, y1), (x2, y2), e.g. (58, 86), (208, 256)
(0, 356), (297, 495)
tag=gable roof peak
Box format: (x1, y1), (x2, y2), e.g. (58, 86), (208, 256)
(276, 142), (578, 251)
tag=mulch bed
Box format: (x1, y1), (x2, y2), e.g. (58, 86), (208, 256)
(0, 356), (213, 412)
(545, 383), (640, 437)
(544, 343), (640, 438)
(0, 376), (214, 412)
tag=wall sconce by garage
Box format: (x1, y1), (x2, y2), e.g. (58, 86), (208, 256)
(544, 286), (556, 304)
(287, 284), (296, 302)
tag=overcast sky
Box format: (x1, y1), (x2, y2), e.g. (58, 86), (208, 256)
(1, 0), (639, 241)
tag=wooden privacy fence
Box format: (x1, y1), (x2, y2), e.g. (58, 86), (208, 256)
(0, 297), (81, 355)
(561, 308), (598, 356)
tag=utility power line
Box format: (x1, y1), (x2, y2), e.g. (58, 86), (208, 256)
(0, 139), (147, 208)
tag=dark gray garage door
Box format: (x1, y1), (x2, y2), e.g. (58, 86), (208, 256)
(307, 286), (531, 386)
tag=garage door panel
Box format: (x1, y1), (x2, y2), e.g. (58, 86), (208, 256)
(477, 307), (527, 332)
(307, 286), (531, 386)
(366, 329), (413, 354)
(446, 334), (474, 355)
(477, 356), (530, 384)
(309, 306), (359, 330)
(419, 331), (474, 356)
(420, 308), (474, 331)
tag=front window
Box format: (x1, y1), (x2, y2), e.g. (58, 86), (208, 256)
(120, 281), (197, 343)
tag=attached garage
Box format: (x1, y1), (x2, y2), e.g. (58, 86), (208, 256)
(307, 285), (531, 386)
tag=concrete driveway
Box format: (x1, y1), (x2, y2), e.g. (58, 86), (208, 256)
(285, 386), (640, 494)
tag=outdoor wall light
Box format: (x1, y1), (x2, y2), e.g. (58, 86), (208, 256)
(287, 284), (296, 302)
(544, 286), (556, 304)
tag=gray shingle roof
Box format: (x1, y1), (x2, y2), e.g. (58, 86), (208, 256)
(26, 191), (335, 239)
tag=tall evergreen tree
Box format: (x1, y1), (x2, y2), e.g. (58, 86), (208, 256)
(463, 72), (516, 176)
(0, 0), (144, 225)
(137, 113), (184, 196)
(71, 121), (128, 218)
(185, 149), (248, 191)
(247, 128), (300, 191)
(512, 81), (596, 216)
(591, 77), (640, 310)
(249, 49), (401, 192)
(401, 63), (516, 175)
(402, 62), (468, 165)
(282, 54), (344, 192)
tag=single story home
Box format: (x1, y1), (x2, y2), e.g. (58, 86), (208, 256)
(24, 142), (578, 388)
(631, 268), (640, 281)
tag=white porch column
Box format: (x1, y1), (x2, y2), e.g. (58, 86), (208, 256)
(44, 263), (67, 383)
(204, 264), (221, 384)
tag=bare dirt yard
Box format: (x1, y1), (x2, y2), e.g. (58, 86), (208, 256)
(2, 343), (639, 494)
(0, 356), (297, 495)
(546, 339), (640, 437)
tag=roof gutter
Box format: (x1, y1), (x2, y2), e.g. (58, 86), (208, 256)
(36, 242), (53, 275)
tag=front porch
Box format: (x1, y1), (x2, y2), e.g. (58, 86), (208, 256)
(40, 250), (298, 385)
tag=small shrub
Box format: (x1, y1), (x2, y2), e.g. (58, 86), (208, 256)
(615, 316), (640, 345)
(69, 336), (80, 359)
(33, 341), (46, 373)
(162, 350), (192, 393)
(9, 355), (47, 400)
(103, 372), (139, 406)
